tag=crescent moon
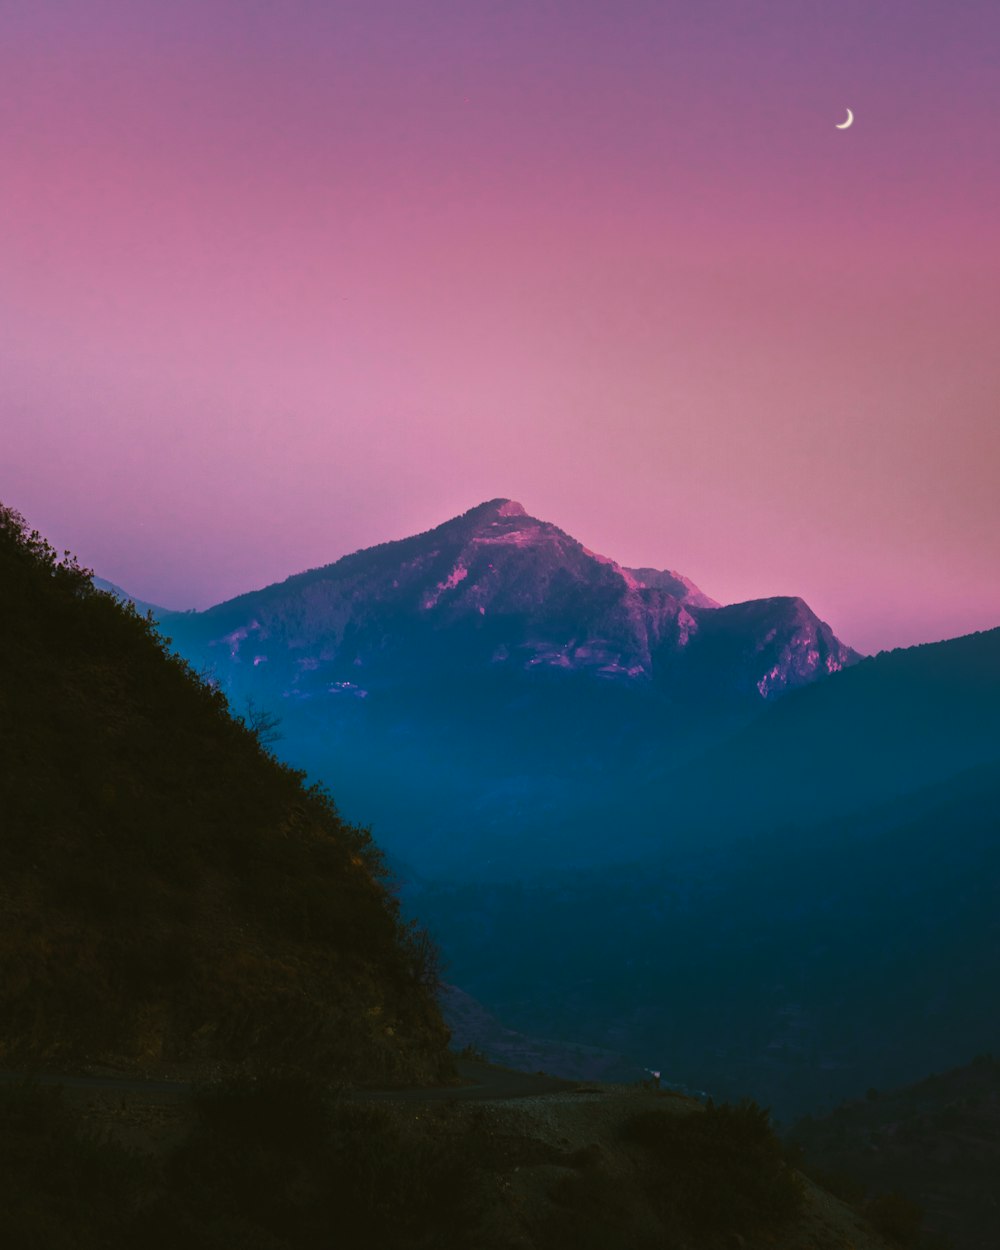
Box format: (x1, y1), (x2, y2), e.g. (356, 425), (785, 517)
(836, 108), (854, 129)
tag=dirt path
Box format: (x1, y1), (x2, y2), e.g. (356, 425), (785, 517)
(365, 1059), (580, 1101)
(0, 1059), (581, 1103)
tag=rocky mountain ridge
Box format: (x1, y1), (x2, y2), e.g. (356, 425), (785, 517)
(157, 498), (858, 707)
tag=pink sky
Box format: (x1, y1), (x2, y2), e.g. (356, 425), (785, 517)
(2, 1), (998, 653)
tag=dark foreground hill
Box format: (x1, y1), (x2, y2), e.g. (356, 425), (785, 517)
(0, 504), (449, 1083)
(789, 1054), (1000, 1250)
(0, 1069), (898, 1250)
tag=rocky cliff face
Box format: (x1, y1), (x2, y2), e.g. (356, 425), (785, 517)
(163, 498), (858, 707)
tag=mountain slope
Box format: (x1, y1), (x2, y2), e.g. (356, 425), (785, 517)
(637, 625), (1000, 850)
(0, 503), (449, 1082)
(789, 1054), (1000, 1250)
(91, 575), (177, 618)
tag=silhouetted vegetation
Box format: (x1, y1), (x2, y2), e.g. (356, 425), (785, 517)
(789, 1055), (1000, 1249)
(621, 1097), (804, 1236)
(145, 1078), (479, 1249)
(191, 1071), (335, 1154)
(0, 1077), (481, 1250)
(864, 1191), (926, 1247)
(0, 502), (448, 1081)
(0, 1080), (142, 1249)
(0, 1077), (845, 1250)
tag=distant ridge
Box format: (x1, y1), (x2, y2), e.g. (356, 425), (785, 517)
(91, 575), (179, 619)
(644, 623), (1000, 846)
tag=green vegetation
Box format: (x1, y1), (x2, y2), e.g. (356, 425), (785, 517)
(621, 1098), (804, 1237)
(0, 503), (449, 1081)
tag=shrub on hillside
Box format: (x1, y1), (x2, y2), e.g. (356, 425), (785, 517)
(146, 1077), (480, 1249)
(864, 1190), (925, 1247)
(192, 1072), (335, 1154)
(622, 1098), (804, 1236)
(0, 1081), (144, 1250)
(0, 1076), (483, 1250)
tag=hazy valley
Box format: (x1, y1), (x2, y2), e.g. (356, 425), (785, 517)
(110, 499), (1000, 1134)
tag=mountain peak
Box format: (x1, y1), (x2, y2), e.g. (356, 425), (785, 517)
(494, 498), (527, 518)
(168, 500), (857, 701)
(464, 498), (528, 522)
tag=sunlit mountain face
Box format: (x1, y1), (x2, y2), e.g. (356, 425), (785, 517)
(157, 497), (856, 703)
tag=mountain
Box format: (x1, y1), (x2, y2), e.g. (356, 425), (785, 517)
(4, 504), (901, 1250)
(0, 502), (449, 1082)
(134, 498), (859, 876)
(83, 501), (1000, 1124)
(157, 498), (857, 704)
(91, 575), (177, 619)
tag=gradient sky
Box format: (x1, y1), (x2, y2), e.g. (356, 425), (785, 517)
(3, 0), (998, 653)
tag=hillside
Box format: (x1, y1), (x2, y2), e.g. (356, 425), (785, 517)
(0, 1068), (897, 1250)
(636, 626), (1000, 851)
(0, 504), (449, 1083)
(789, 1054), (1000, 1250)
